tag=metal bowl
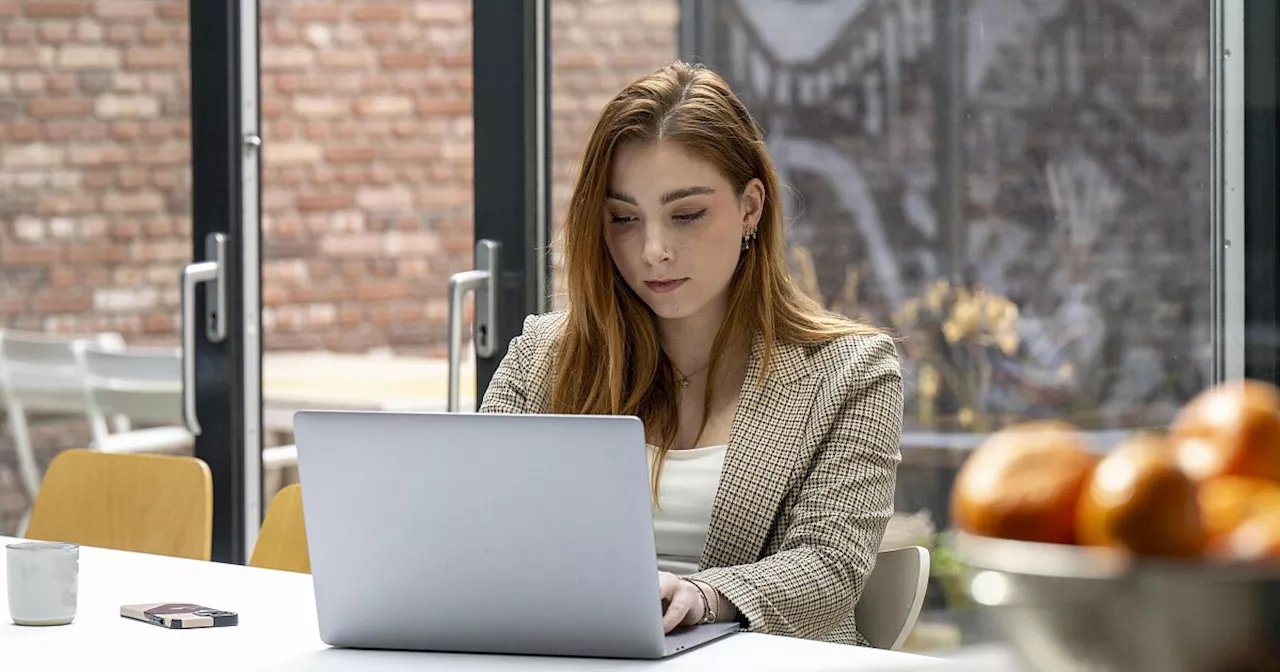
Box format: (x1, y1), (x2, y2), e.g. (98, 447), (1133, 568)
(953, 532), (1280, 672)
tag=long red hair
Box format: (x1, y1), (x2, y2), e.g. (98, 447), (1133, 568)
(552, 62), (879, 495)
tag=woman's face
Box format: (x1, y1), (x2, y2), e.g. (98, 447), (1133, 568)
(604, 140), (763, 325)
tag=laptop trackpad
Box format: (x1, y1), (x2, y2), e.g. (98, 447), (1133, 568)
(663, 622), (740, 656)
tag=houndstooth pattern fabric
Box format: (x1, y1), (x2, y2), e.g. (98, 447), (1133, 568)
(479, 312), (903, 646)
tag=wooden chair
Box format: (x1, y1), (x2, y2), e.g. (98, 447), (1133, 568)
(25, 449), (213, 561)
(249, 484), (310, 574)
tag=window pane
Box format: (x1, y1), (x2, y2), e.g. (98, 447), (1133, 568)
(696, 0), (1215, 649)
(257, 0), (477, 449)
(0, 0), (193, 531)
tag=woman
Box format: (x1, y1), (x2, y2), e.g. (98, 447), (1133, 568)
(479, 61), (902, 646)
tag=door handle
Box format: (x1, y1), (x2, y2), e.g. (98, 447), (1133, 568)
(180, 233), (228, 436)
(446, 239), (501, 412)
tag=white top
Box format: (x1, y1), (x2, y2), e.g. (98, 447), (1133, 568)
(0, 536), (951, 671)
(649, 444), (728, 576)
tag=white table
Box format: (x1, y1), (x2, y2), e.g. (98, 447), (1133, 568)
(1, 538), (955, 671)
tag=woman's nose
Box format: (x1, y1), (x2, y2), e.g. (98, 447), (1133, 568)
(641, 225), (670, 265)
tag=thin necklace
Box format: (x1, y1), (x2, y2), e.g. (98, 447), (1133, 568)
(672, 360), (710, 389)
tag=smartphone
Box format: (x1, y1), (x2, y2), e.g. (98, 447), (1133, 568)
(121, 603), (239, 629)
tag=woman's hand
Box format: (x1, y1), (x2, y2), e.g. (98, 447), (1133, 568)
(658, 571), (706, 633)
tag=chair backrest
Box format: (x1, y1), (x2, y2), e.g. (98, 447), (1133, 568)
(78, 344), (183, 425)
(854, 545), (931, 650)
(249, 484), (311, 574)
(0, 330), (125, 412)
(25, 449), (213, 561)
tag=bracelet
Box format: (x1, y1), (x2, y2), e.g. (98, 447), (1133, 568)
(682, 578), (716, 625)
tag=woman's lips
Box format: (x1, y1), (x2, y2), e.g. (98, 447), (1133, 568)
(644, 278), (688, 294)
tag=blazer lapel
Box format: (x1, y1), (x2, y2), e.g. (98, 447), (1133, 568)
(700, 333), (816, 569)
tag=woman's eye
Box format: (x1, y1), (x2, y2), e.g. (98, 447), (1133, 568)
(673, 209), (708, 223)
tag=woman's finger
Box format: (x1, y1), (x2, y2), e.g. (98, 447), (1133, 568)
(661, 590), (692, 633)
(657, 571), (680, 602)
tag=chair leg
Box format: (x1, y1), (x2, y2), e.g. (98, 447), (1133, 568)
(3, 392), (42, 503)
(16, 507), (31, 538)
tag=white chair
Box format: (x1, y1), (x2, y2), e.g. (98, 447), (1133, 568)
(854, 545), (930, 650)
(76, 343), (194, 455)
(0, 329), (125, 503)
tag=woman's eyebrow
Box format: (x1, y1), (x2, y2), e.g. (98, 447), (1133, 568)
(604, 186), (716, 205)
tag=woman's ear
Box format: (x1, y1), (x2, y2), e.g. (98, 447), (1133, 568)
(741, 178), (765, 234)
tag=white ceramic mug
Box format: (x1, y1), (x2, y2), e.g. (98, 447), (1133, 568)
(6, 541), (79, 626)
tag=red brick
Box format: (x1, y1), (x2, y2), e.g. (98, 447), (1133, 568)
(95, 1), (154, 19)
(126, 48), (184, 69)
(40, 22), (75, 43)
(141, 26), (168, 44)
(324, 146), (376, 163)
(46, 74), (76, 93)
(32, 293), (93, 312)
(318, 51), (369, 69)
(145, 315), (175, 333)
(27, 98), (93, 118)
(102, 191), (164, 213)
(337, 167), (368, 185)
(116, 167), (148, 188)
(352, 4), (403, 21)
(1, 245), (61, 265)
(158, 1), (186, 19)
(356, 282), (413, 301)
(297, 193), (355, 212)
(4, 24), (34, 43)
(440, 51), (471, 68)
(34, 194), (95, 217)
(292, 4), (343, 21)
(70, 244), (130, 263)
(27, 1), (87, 17)
(415, 2), (469, 23)
(272, 24), (300, 45)
(380, 53), (434, 69)
(151, 170), (180, 189)
(262, 99), (288, 118)
(416, 97), (471, 115)
(6, 123), (40, 142)
(109, 121), (142, 140)
(69, 144), (130, 166)
(48, 267), (78, 288)
(384, 144), (439, 161)
(354, 96), (413, 117)
(105, 24), (136, 44)
(82, 171), (112, 189)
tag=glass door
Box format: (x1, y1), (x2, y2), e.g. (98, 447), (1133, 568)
(0, 0), (257, 564)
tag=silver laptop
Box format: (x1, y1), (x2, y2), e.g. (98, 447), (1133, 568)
(292, 410), (740, 659)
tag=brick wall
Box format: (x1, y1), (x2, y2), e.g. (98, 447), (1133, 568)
(0, 0), (191, 339)
(0, 0), (678, 531)
(0, 0), (678, 352)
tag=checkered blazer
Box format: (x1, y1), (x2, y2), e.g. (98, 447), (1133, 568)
(479, 312), (903, 646)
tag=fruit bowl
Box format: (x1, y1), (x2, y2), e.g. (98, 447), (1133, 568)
(954, 531), (1280, 672)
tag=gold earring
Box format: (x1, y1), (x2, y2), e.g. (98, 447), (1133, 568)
(741, 228), (756, 251)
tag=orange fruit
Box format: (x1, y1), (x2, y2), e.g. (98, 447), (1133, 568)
(1169, 380), (1280, 484)
(1076, 433), (1206, 558)
(1197, 475), (1280, 546)
(1222, 509), (1280, 562)
(951, 420), (1097, 544)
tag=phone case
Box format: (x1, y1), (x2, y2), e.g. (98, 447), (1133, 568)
(120, 603), (239, 629)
